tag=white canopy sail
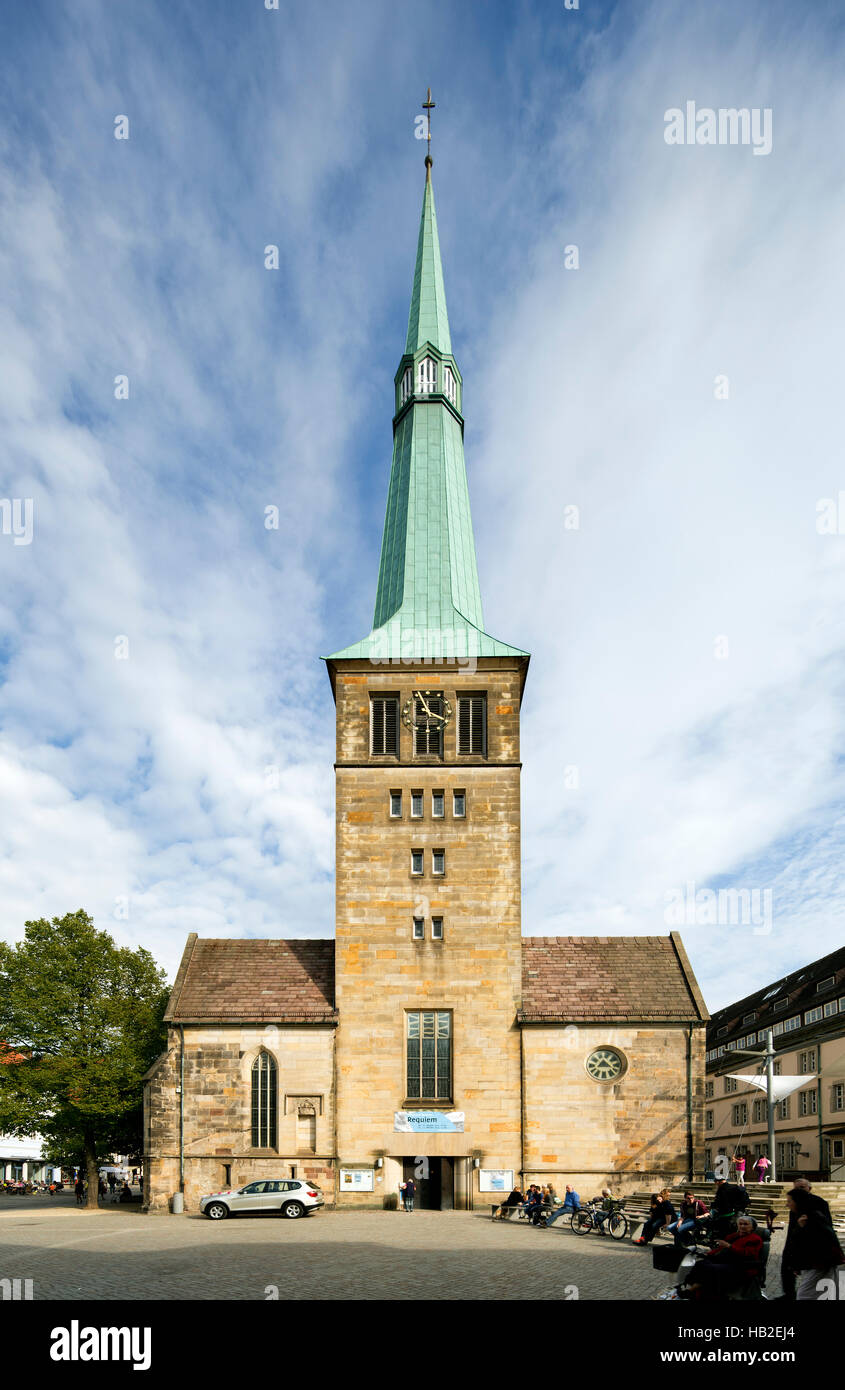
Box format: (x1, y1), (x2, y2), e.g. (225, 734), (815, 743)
(727, 1073), (815, 1101)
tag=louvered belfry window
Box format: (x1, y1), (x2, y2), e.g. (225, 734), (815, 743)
(406, 1011), (451, 1100)
(401, 366), (413, 405)
(417, 357), (437, 394)
(370, 696), (399, 755)
(457, 694), (487, 756)
(443, 365), (457, 405)
(414, 694), (443, 756)
(251, 1052), (277, 1148)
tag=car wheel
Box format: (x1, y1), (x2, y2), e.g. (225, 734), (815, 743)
(205, 1202), (229, 1220)
(282, 1201), (306, 1219)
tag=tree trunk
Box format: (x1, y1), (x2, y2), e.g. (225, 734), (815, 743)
(84, 1135), (99, 1210)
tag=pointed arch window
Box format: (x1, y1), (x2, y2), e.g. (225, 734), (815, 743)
(251, 1052), (278, 1149)
(417, 357), (437, 394)
(401, 367), (413, 405)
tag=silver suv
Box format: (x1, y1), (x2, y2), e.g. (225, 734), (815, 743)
(200, 1179), (324, 1220)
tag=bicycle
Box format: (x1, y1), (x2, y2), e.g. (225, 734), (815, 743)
(571, 1199), (628, 1240)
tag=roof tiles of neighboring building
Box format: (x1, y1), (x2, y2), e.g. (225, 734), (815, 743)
(519, 933), (708, 1022)
(165, 936), (337, 1023)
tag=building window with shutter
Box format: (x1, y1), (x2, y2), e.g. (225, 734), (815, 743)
(406, 1010), (451, 1100)
(417, 357), (436, 394)
(251, 1052), (277, 1149)
(370, 696), (399, 756)
(457, 694), (487, 756)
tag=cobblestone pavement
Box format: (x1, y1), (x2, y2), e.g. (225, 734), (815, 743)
(0, 1200), (786, 1301)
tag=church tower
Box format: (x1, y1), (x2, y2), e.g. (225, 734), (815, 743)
(325, 120), (530, 1208)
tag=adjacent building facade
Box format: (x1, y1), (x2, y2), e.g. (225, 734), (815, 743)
(705, 945), (845, 1181)
(144, 152), (708, 1212)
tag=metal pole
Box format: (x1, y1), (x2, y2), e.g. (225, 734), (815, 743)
(766, 1029), (776, 1183)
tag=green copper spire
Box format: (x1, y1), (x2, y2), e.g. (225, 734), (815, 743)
(405, 173), (452, 356)
(326, 154), (527, 665)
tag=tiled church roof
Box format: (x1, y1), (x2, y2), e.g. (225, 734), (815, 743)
(165, 935), (337, 1023)
(164, 932), (705, 1026)
(519, 932), (708, 1023)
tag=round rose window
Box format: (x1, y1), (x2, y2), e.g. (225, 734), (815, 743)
(585, 1047), (627, 1081)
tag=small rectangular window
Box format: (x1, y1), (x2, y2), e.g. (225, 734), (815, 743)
(411, 790), (423, 818)
(411, 850), (424, 876)
(832, 1084), (845, 1112)
(705, 1109), (713, 1130)
(817, 976), (835, 992)
(742, 1012), (756, 1025)
(457, 694), (487, 756)
(704, 1081), (714, 1098)
(432, 791), (444, 818)
(773, 998), (788, 1011)
(370, 696), (399, 756)
(785, 1015), (802, 1032)
(432, 849), (445, 876)
(453, 789), (466, 818)
(431, 917), (443, 940)
(390, 791), (402, 818)
(804, 1007), (823, 1025)
(412, 918), (424, 940)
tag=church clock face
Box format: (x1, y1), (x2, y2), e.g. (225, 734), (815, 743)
(402, 690), (453, 732)
(585, 1047), (626, 1082)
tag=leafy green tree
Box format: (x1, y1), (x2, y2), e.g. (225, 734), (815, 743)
(0, 910), (169, 1209)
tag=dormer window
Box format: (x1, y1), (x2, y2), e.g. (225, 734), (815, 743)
(443, 365), (457, 406)
(418, 357), (436, 394)
(401, 366), (413, 405)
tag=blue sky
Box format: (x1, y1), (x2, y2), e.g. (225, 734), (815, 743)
(1, 0), (844, 1010)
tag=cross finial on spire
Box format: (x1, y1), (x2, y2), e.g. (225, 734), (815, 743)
(422, 87), (435, 179)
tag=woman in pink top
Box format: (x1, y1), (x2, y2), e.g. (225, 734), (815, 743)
(734, 1153), (746, 1186)
(754, 1154), (770, 1182)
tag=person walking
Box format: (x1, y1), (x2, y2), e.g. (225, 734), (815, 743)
(74, 1176), (85, 1206)
(781, 1180), (836, 1300)
(753, 1154), (771, 1183)
(785, 1187), (845, 1300)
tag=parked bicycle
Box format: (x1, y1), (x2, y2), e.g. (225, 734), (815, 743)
(571, 1197), (628, 1240)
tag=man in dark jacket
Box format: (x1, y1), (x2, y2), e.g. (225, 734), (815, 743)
(710, 1178), (749, 1238)
(781, 1178), (834, 1299)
